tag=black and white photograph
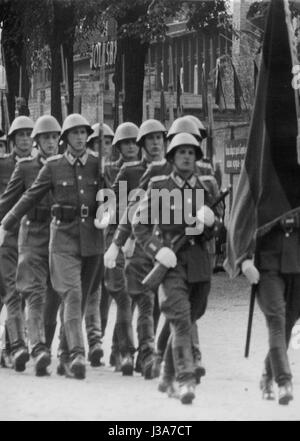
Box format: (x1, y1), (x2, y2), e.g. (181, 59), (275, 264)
(0, 0), (299, 424)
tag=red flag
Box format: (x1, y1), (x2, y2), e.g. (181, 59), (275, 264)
(224, 0), (300, 278)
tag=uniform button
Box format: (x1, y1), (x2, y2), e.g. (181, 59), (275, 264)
(81, 218), (85, 223)
(80, 189), (84, 194)
(26, 220), (30, 225)
(78, 176), (82, 180)
(62, 181), (67, 186)
(56, 220), (61, 225)
(170, 205), (175, 210)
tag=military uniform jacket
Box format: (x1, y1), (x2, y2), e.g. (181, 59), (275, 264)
(0, 154), (53, 253)
(2, 149), (104, 257)
(113, 159), (219, 248)
(256, 227), (300, 274)
(106, 158), (149, 239)
(132, 171), (223, 283)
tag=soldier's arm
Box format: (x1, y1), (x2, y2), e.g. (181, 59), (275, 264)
(1, 163), (52, 231)
(0, 162), (26, 221)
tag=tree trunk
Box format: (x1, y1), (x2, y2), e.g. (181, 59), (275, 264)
(121, 37), (148, 125)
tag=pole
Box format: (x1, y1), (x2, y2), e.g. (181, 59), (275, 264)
(168, 43), (174, 125)
(60, 45), (68, 120)
(244, 284), (257, 358)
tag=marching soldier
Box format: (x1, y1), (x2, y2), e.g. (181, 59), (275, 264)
(0, 116), (34, 371)
(0, 113), (104, 380)
(132, 132), (223, 404)
(101, 122), (140, 374)
(134, 116), (209, 380)
(105, 119), (167, 378)
(241, 227), (300, 405)
(0, 115), (61, 375)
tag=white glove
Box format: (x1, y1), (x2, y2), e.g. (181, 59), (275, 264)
(0, 225), (7, 247)
(122, 237), (135, 258)
(94, 211), (110, 230)
(155, 247), (177, 268)
(241, 259), (260, 285)
(104, 242), (119, 269)
(196, 205), (215, 227)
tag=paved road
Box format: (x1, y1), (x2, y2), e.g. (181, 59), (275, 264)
(0, 273), (299, 421)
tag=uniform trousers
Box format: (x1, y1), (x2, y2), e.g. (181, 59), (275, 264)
(257, 271), (300, 385)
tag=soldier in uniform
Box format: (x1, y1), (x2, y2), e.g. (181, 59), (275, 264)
(104, 119), (167, 379)
(100, 122), (140, 374)
(0, 115), (61, 375)
(241, 226), (300, 405)
(0, 113), (104, 380)
(0, 116), (34, 371)
(132, 132), (222, 404)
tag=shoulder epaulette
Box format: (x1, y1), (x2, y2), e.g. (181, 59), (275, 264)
(88, 150), (98, 158)
(121, 160), (140, 169)
(198, 175), (215, 182)
(18, 156), (34, 163)
(47, 154), (63, 162)
(150, 175), (169, 183)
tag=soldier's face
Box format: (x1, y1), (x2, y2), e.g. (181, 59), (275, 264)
(67, 126), (88, 153)
(14, 129), (33, 155)
(37, 132), (59, 157)
(119, 139), (139, 160)
(144, 132), (164, 159)
(173, 146), (196, 173)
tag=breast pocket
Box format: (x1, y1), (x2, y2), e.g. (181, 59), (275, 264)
(86, 178), (99, 198)
(55, 179), (76, 203)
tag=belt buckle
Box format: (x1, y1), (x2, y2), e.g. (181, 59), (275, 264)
(80, 204), (89, 218)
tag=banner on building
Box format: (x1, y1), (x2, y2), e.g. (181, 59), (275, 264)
(224, 138), (247, 174)
(90, 40), (117, 70)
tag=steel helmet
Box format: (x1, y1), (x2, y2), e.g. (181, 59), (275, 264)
(167, 117), (201, 141)
(183, 115), (207, 139)
(112, 122), (139, 148)
(8, 116), (34, 139)
(60, 113), (93, 140)
(136, 119), (166, 146)
(87, 123), (114, 144)
(31, 115), (61, 139)
(166, 132), (203, 161)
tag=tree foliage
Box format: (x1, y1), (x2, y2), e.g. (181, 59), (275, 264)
(0, 0), (231, 124)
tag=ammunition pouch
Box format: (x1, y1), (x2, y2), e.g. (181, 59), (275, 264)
(51, 204), (96, 222)
(27, 206), (51, 222)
